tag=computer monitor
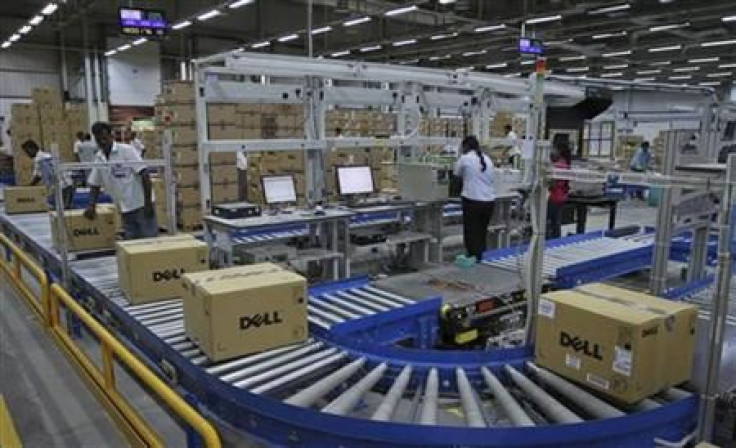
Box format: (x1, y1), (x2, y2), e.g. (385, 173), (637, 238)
(261, 175), (297, 205)
(336, 165), (374, 196)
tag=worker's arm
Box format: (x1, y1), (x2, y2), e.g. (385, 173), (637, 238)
(29, 175), (41, 186)
(140, 170), (154, 218)
(84, 185), (101, 220)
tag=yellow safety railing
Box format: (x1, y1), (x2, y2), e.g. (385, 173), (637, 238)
(0, 233), (221, 448)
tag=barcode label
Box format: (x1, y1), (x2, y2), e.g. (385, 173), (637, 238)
(586, 373), (610, 390)
(613, 346), (633, 376)
(538, 298), (556, 319)
(565, 354), (581, 370)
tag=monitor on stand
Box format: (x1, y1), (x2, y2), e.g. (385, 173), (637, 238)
(336, 165), (374, 205)
(262, 175), (297, 211)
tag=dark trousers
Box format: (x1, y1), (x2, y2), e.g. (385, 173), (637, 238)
(48, 186), (76, 210)
(547, 201), (564, 239)
(461, 197), (495, 261)
(121, 207), (158, 240)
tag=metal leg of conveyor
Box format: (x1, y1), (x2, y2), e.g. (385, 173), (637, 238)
(219, 342), (324, 383)
(480, 367), (535, 427)
(234, 348), (339, 389)
(322, 363), (388, 416)
(456, 368), (486, 427)
(371, 365), (413, 422)
(284, 358), (367, 408)
(419, 368), (439, 425)
(251, 352), (347, 395)
(503, 365), (583, 424)
(525, 362), (625, 419)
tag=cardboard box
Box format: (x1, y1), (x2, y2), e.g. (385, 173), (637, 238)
(50, 208), (116, 252)
(161, 81), (194, 104)
(117, 235), (209, 304)
(207, 104), (238, 124)
(4, 186), (48, 214)
(209, 125), (242, 140)
(177, 187), (201, 207)
(157, 105), (196, 125)
(168, 125), (198, 146)
(535, 285), (698, 403)
(175, 166), (200, 187)
(173, 147), (199, 166)
(182, 264), (307, 362)
(212, 182), (240, 203)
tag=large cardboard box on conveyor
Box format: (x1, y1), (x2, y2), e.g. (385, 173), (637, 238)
(534, 283), (698, 404)
(182, 263), (308, 362)
(116, 235), (209, 305)
(4, 186), (48, 214)
(50, 208), (117, 252)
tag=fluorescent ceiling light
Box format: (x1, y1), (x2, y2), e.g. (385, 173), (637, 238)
(668, 75), (692, 80)
(474, 24), (506, 33)
(172, 20), (192, 30)
(559, 55), (586, 62)
(104, 49), (117, 56)
(312, 26), (332, 35)
(566, 67), (590, 72)
(278, 34), (299, 42)
(706, 72), (733, 78)
(41, 3), (58, 15)
(604, 63), (628, 69)
(360, 45), (381, 52)
(673, 66), (699, 72)
(701, 40), (736, 47)
(9, 34), (20, 42)
(635, 77), (656, 82)
(132, 38), (147, 46)
(525, 14), (562, 25)
(462, 50), (487, 57)
(197, 9), (221, 21)
(504, 72), (521, 77)
(439, 0), (456, 3)
(520, 60), (535, 66)
(252, 41), (270, 48)
(650, 61), (671, 66)
(718, 63), (736, 68)
(344, 17), (372, 27)
(331, 50), (350, 57)
(593, 31), (627, 40)
(118, 44), (131, 51)
(385, 5), (418, 16)
(649, 22), (689, 32)
(229, 0), (255, 8)
(486, 63), (508, 69)
(546, 39), (573, 45)
(430, 32), (458, 40)
(689, 57), (719, 63)
(589, 3), (631, 15)
(699, 81), (721, 86)
(722, 16), (736, 22)
(600, 72), (623, 78)
(19, 25), (32, 34)
(637, 69), (661, 75)
(393, 39), (417, 47)
(29, 15), (44, 25)
(429, 56), (442, 61)
(1, 41), (11, 49)
(648, 44), (681, 52)
(602, 50), (631, 57)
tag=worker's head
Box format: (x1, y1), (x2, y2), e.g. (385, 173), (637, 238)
(130, 131), (137, 139)
(504, 124), (512, 134)
(91, 121), (114, 151)
(335, 127), (343, 135)
(552, 142), (572, 163)
(84, 133), (91, 141)
(461, 135), (480, 154)
(21, 139), (40, 158)
(642, 141), (650, 151)
(76, 131), (85, 141)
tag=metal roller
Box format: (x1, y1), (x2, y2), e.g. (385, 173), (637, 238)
(206, 341), (313, 375)
(220, 342), (324, 383)
(320, 293), (376, 316)
(504, 365), (583, 424)
(285, 358), (367, 408)
(480, 366), (535, 427)
(235, 348), (339, 389)
(525, 362), (625, 419)
(337, 290), (393, 312)
(137, 312), (184, 327)
(322, 363), (388, 416)
(307, 304), (345, 324)
(252, 353), (346, 395)
(372, 365), (413, 422)
(660, 388), (692, 401)
(125, 299), (181, 315)
(456, 368), (486, 427)
(419, 368), (439, 425)
(362, 285), (415, 306)
(309, 300), (361, 320)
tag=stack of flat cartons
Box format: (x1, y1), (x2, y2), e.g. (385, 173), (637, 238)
(9, 103), (41, 185)
(616, 135), (645, 162)
(325, 110), (394, 137)
(490, 112), (526, 138)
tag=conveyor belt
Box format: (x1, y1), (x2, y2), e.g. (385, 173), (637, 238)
(0, 207), (700, 447)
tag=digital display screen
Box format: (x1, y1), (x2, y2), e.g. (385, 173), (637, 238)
(262, 175), (297, 205)
(336, 165), (374, 196)
(119, 8), (167, 37)
(519, 38), (545, 55)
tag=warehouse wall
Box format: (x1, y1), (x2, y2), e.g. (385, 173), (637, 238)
(106, 38), (162, 107)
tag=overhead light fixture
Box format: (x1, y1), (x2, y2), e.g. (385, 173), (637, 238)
(9, 34), (20, 42)
(718, 63), (736, 68)
(520, 60), (535, 66)
(331, 50), (350, 57)
(722, 16), (736, 22)
(600, 72), (623, 78)
(172, 20), (192, 30)
(104, 49), (117, 56)
(229, 0), (255, 8)
(1, 41), (11, 49)
(525, 14), (562, 25)
(589, 3), (631, 15)
(699, 81), (721, 86)
(648, 44), (681, 52)
(430, 32), (458, 40)
(462, 50), (487, 57)
(566, 67), (590, 72)
(602, 50), (631, 57)
(41, 3), (58, 15)
(29, 15), (44, 25)
(689, 57), (719, 63)
(637, 69), (661, 75)
(673, 66), (699, 72)
(385, 5), (418, 16)
(604, 64), (628, 70)
(485, 63), (508, 69)
(393, 39), (417, 47)
(635, 77), (656, 82)
(252, 41), (270, 48)
(650, 61), (671, 66)
(311, 26), (332, 35)
(546, 38), (574, 46)
(197, 9), (221, 21)
(19, 25), (32, 34)
(559, 55), (586, 62)
(278, 34), (299, 42)
(360, 45), (381, 52)
(706, 72), (733, 78)
(132, 38), (147, 46)
(118, 44), (132, 51)
(701, 39), (736, 47)
(344, 17), (372, 27)
(429, 56), (442, 61)
(474, 24), (506, 33)
(649, 22), (689, 32)
(439, 0), (457, 4)
(668, 75), (692, 80)
(503, 72), (521, 77)
(593, 31), (627, 40)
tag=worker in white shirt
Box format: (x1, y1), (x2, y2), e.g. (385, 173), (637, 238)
(237, 151), (248, 201)
(130, 131), (145, 158)
(22, 139), (76, 209)
(454, 135), (496, 261)
(504, 125), (522, 168)
(84, 122), (157, 240)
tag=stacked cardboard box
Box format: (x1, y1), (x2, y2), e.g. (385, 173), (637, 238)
(325, 110), (394, 137)
(9, 103), (41, 185)
(490, 112), (526, 138)
(418, 117), (464, 138)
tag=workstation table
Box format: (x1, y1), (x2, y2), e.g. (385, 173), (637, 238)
(564, 195), (621, 234)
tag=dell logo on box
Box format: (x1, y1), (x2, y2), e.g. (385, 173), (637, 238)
(152, 269), (184, 282)
(73, 228), (100, 237)
(560, 331), (603, 360)
(18, 197), (34, 203)
(240, 311), (283, 330)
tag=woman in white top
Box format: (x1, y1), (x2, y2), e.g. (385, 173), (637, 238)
(453, 136), (496, 261)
